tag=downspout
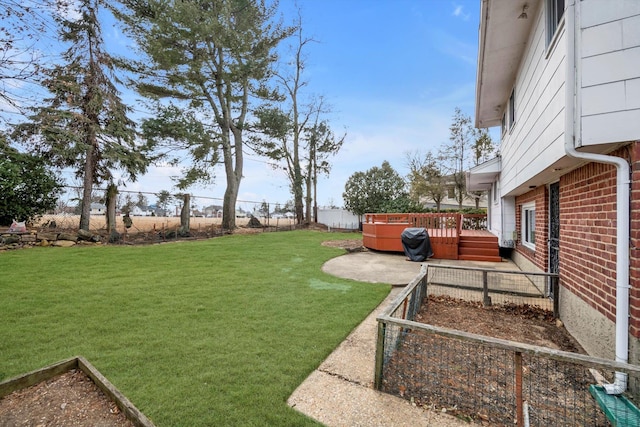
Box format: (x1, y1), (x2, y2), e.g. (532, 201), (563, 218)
(563, 0), (631, 395)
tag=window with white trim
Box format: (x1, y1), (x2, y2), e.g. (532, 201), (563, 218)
(522, 202), (536, 249)
(546, 0), (565, 47)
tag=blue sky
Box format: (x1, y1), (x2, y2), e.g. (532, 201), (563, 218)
(15, 0), (491, 210)
(256, 0), (486, 208)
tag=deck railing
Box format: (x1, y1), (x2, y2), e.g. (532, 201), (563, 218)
(363, 213), (487, 237)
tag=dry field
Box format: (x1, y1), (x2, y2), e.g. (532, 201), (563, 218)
(35, 214), (295, 234)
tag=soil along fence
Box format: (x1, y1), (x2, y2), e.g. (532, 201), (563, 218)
(374, 264), (640, 426)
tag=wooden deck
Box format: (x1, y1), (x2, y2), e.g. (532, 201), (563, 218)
(362, 213), (502, 262)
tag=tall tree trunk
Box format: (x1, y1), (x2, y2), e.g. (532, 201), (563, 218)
(312, 143), (318, 223)
(304, 137), (313, 224)
(179, 193), (190, 235)
(304, 178), (311, 224)
(79, 142), (96, 231)
(305, 171), (311, 225)
(293, 145), (304, 224)
(221, 129), (242, 231)
(105, 183), (118, 236)
(313, 174), (318, 223)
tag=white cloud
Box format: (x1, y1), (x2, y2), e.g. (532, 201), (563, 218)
(452, 4), (471, 21)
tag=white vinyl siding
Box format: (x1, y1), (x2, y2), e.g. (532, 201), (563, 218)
(499, 5), (567, 197)
(579, 1), (640, 147)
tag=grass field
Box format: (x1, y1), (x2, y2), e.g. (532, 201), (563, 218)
(0, 231), (390, 426)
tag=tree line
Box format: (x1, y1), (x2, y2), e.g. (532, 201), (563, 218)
(343, 108), (496, 218)
(0, 0), (343, 230)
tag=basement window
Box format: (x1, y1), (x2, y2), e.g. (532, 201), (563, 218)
(522, 202), (536, 250)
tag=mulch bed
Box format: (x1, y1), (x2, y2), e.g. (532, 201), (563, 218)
(0, 369), (134, 427)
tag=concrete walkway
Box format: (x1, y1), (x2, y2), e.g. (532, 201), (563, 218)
(288, 251), (516, 426)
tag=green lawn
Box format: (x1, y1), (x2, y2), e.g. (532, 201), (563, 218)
(0, 230), (390, 426)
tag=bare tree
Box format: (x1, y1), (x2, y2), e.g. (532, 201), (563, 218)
(445, 107), (474, 209)
(254, 19), (343, 224)
(304, 109), (344, 222)
(406, 150), (447, 212)
(0, 0), (60, 115)
(469, 127), (496, 208)
(253, 19), (315, 224)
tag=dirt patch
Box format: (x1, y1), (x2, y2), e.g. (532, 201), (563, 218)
(321, 238), (364, 252)
(416, 295), (583, 351)
(0, 369), (134, 427)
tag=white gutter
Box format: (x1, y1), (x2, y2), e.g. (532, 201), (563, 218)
(474, 0), (489, 128)
(563, 0), (631, 395)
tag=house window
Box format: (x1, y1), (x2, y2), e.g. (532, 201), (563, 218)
(508, 89), (515, 130)
(546, 0), (565, 46)
(522, 202), (536, 249)
(447, 186), (455, 199)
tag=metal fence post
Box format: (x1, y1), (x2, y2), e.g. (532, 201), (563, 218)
(553, 275), (560, 318)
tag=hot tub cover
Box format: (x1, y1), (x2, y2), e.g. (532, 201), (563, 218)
(401, 227), (433, 262)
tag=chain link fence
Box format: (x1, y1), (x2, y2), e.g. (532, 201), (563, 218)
(375, 264), (640, 426)
(30, 187), (299, 243)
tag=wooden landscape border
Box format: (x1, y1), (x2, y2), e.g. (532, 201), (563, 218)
(0, 356), (155, 427)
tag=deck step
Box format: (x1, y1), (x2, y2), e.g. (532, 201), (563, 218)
(459, 240), (498, 249)
(458, 234), (500, 262)
(459, 237), (498, 244)
(458, 254), (503, 262)
(459, 249), (500, 258)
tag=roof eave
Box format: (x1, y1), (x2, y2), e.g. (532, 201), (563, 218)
(475, 0), (541, 129)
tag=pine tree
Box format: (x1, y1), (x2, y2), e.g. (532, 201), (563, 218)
(113, 0), (292, 230)
(14, 0), (150, 230)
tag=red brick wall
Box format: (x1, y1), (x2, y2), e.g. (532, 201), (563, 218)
(560, 144), (640, 338)
(629, 143), (640, 338)
(515, 186), (548, 270)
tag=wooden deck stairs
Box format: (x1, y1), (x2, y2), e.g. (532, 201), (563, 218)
(458, 231), (502, 262)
